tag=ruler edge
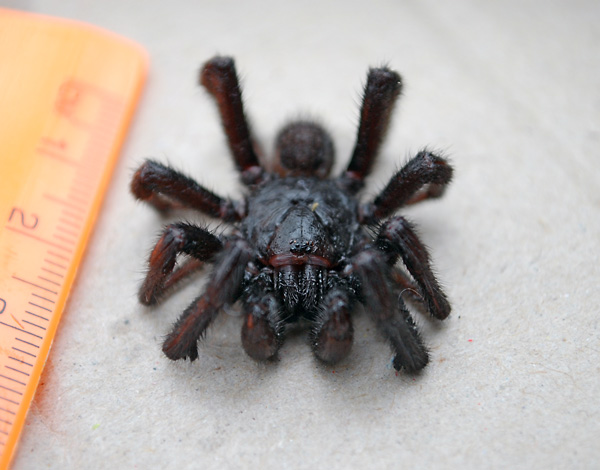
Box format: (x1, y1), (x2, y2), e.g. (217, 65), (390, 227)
(0, 8), (148, 469)
(0, 7), (151, 65)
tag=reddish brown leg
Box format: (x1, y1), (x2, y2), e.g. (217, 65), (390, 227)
(156, 258), (204, 297)
(139, 222), (222, 305)
(131, 160), (243, 221)
(341, 67), (402, 193)
(360, 150), (453, 223)
(312, 288), (354, 364)
(241, 290), (282, 361)
(162, 238), (253, 361)
(377, 216), (451, 320)
(200, 56), (265, 185)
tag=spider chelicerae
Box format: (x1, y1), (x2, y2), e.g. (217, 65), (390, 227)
(131, 56), (453, 372)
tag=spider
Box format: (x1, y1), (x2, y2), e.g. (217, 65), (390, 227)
(131, 56), (453, 372)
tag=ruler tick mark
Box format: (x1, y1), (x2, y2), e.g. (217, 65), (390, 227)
(0, 385), (23, 395)
(0, 374), (26, 386)
(15, 338), (40, 349)
(0, 384), (23, 396)
(55, 225), (79, 237)
(5, 227), (72, 252)
(12, 276), (58, 295)
(37, 276), (61, 287)
(44, 194), (86, 212)
(46, 250), (70, 261)
(68, 187), (90, 199)
(52, 233), (77, 245)
(0, 385), (23, 396)
(36, 147), (80, 166)
(40, 136), (67, 149)
(0, 406), (16, 416)
(58, 217), (81, 229)
(28, 302), (52, 312)
(26, 311), (50, 321)
(3, 366), (30, 377)
(0, 321), (43, 339)
(9, 357), (33, 367)
(31, 293), (56, 304)
(60, 209), (85, 222)
(21, 320), (46, 331)
(43, 259), (67, 270)
(67, 193), (88, 205)
(69, 185), (93, 198)
(12, 347), (36, 358)
(40, 267), (64, 278)
(0, 396), (19, 406)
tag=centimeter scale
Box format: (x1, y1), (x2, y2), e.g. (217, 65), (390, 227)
(0, 9), (147, 468)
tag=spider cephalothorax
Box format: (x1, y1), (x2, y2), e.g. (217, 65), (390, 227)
(131, 56), (453, 372)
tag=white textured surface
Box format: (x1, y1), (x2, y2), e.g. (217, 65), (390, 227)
(7, 1), (600, 468)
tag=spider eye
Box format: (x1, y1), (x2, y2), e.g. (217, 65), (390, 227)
(274, 121), (334, 178)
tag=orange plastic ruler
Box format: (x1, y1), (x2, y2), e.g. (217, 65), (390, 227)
(0, 9), (147, 468)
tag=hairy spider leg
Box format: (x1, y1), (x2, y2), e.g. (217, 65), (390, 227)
(241, 271), (284, 361)
(342, 67), (403, 193)
(352, 248), (429, 372)
(200, 56), (265, 185)
(311, 282), (354, 364)
(131, 159), (243, 221)
(139, 222), (223, 305)
(377, 216), (451, 320)
(361, 150), (453, 222)
(163, 237), (253, 361)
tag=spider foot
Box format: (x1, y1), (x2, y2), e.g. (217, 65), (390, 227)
(241, 313), (280, 361)
(312, 290), (354, 364)
(162, 333), (199, 361)
(389, 305), (429, 372)
(161, 295), (217, 362)
(241, 292), (282, 361)
(393, 350), (429, 373)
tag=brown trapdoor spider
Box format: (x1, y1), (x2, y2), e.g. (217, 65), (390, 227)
(131, 56), (453, 372)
